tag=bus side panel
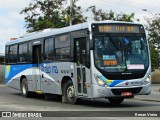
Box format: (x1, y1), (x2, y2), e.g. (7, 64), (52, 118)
(26, 70), (34, 92)
(5, 64), (34, 91)
(40, 62), (75, 95)
(84, 67), (92, 98)
(5, 64), (21, 90)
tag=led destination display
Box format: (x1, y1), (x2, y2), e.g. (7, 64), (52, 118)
(92, 24), (145, 33)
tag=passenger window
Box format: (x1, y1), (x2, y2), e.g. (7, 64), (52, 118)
(55, 34), (70, 60)
(19, 43), (28, 63)
(9, 45), (18, 63)
(44, 38), (54, 61)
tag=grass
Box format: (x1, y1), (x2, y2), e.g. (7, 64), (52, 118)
(151, 70), (160, 84)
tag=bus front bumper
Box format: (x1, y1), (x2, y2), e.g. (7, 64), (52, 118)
(91, 83), (151, 98)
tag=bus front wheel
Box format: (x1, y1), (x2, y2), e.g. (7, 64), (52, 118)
(108, 97), (124, 105)
(63, 81), (77, 104)
(21, 78), (31, 97)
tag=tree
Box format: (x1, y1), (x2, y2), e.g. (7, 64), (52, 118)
(21, 1), (135, 33)
(146, 17), (160, 47)
(62, 1), (87, 26)
(20, 0), (86, 32)
(145, 16), (160, 70)
(90, 7), (135, 22)
(149, 41), (159, 71)
(20, 0), (66, 32)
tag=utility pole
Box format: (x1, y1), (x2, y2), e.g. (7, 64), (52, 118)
(70, 0), (73, 26)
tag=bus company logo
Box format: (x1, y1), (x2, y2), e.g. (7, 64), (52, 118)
(125, 82), (129, 85)
(52, 66), (58, 73)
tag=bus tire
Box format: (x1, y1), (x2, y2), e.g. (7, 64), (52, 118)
(108, 97), (124, 105)
(21, 78), (31, 97)
(63, 81), (77, 104)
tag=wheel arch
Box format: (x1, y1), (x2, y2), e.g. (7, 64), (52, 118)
(61, 76), (73, 94)
(20, 75), (27, 88)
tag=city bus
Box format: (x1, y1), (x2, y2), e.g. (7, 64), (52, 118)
(5, 21), (151, 104)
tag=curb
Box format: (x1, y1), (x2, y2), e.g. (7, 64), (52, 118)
(0, 84), (6, 86)
(134, 98), (160, 102)
(152, 84), (160, 86)
(153, 90), (160, 92)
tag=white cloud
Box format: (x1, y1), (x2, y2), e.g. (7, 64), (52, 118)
(0, 28), (26, 53)
(0, 13), (24, 29)
(0, 0), (30, 53)
(77, 0), (160, 14)
(0, 0), (31, 11)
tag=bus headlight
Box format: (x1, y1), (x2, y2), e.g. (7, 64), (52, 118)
(94, 75), (106, 86)
(144, 75), (151, 85)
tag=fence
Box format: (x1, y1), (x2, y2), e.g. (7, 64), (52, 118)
(0, 65), (4, 84)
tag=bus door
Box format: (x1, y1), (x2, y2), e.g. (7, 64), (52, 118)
(32, 45), (42, 91)
(75, 38), (87, 96)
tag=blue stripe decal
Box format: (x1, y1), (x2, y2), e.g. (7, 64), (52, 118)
(5, 64), (34, 84)
(100, 75), (125, 87)
(109, 80), (125, 87)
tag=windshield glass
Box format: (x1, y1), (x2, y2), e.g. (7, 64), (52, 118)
(94, 34), (149, 73)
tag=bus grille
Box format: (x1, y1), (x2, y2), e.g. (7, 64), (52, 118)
(111, 87), (142, 95)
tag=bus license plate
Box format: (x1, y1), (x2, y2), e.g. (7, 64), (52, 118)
(121, 92), (132, 96)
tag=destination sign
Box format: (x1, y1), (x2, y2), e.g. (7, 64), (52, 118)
(92, 24), (144, 33)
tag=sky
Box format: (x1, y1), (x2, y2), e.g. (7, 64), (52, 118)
(0, 0), (160, 54)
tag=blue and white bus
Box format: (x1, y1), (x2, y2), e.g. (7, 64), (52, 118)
(5, 21), (151, 104)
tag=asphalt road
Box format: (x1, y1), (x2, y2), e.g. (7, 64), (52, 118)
(135, 84), (160, 102)
(0, 85), (160, 119)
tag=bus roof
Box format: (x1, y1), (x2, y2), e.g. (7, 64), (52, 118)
(6, 20), (142, 46)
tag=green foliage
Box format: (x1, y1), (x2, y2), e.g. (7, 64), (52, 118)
(90, 7), (135, 22)
(145, 17), (160, 70)
(20, 0), (67, 32)
(62, 3), (87, 26)
(146, 17), (160, 44)
(149, 42), (159, 71)
(21, 0), (135, 32)
(20, 0), (86, 32)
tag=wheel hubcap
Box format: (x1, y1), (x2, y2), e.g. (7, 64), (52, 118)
(22, 84), (26, 95)
(67, 85), (74, 99)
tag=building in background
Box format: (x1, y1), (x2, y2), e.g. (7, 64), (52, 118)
(0, 53), (4, 64)
(0, 53), (4, 83)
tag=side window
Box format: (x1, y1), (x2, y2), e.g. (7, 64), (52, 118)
(44, 38), (54, 61)
(18, 43), (28, 62)
(56, 47), (70, 60)
(9, 45), (17, 63)
(5, 46), (9, 64)
(55, 34), (70, 60)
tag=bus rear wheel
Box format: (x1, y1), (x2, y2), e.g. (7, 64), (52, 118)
(21, 78), (31, 97)
(63, 81), (77, 104)
(108, 97), (124, 105)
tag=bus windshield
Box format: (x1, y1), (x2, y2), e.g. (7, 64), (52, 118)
(94, 34), (149, 73)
